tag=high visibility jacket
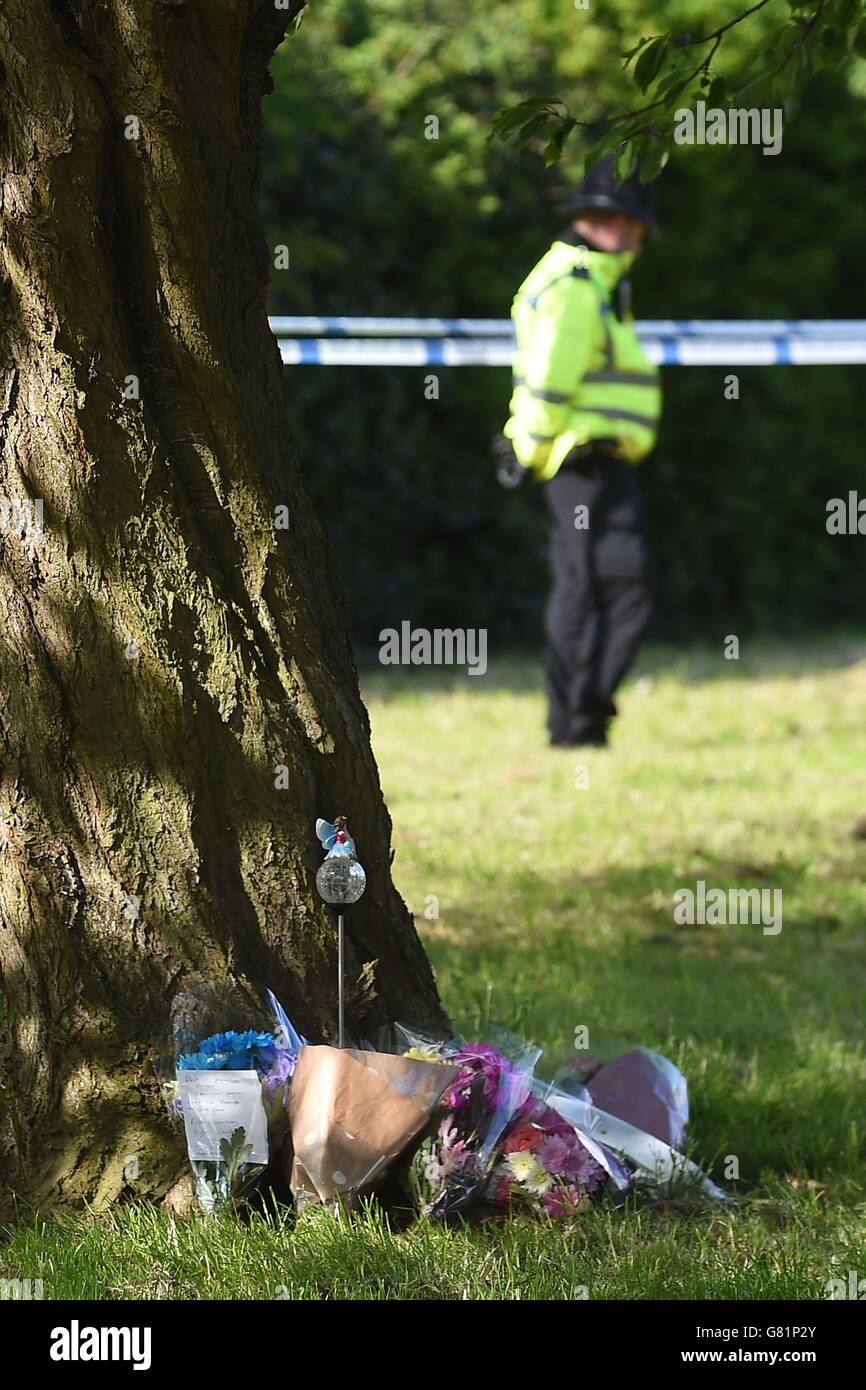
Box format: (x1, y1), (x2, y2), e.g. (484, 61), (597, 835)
(504, 236), (661, 480)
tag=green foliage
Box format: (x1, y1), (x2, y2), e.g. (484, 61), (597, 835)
(262, 1), (866, 646)
(219, 1128), (253, 1190)
(491, 1), (866, 176)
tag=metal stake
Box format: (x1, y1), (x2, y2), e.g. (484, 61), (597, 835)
(337, 911), (345, 1048)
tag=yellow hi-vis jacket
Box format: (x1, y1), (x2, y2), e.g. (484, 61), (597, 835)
(504, 237), (661, 481)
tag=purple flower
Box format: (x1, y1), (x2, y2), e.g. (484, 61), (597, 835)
(566, 1141), (606, 1192)
(445, 1044), (526, 1112)
(537, 1131), (606, 1192)
(537, 1133), (572, 1177)
(258, 1043), (296, 1105)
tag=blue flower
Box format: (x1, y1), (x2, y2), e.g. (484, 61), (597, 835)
(177, 1029), (278, 1071)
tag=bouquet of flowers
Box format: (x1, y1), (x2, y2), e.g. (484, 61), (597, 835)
(158, 985), (303, 1213)
(286, 1043), (458, 1213)
(404, 1029), (636, 1220)
(483, 1094), (631, 1218)
(404, 1032), (540, 1217)
(545, 1046), (731, 1202)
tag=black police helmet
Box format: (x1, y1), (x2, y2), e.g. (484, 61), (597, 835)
(561, 156), (660, 234)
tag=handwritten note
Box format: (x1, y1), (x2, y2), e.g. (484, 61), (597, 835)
(177, 1070), (269, 1164)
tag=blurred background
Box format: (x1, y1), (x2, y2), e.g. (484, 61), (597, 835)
(262, 0), (866, 653)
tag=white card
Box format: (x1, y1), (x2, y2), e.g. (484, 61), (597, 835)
(178, 1070), (269, 1164)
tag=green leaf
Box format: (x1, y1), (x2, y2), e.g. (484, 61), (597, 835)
(491, 98), (560, 139)
(518, 112), (555, 143)
(612, 141), (636, 183)
(543, 140), (564, 167)
(543, 115), (575, 166)
(508, 96), (561, 119)
(634, 37), (670, 94)
(583, 122), (627, 174)
(622, 35), (654, 64)
(655, 62), (696, 99)
(733, 73), (775, 107)
(638, 140), (670, 184)
(490, 107), (535, 138)
(219, 1125), (253, 1188)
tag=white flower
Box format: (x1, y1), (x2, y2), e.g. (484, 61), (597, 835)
(504, 1151), (553, 1194)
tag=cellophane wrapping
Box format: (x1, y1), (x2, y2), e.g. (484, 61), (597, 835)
(157, 984), (302, 1214)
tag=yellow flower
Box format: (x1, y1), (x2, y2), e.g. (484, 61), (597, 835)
(504, 1151), (553, 1194)
(403, 1046), (447, 1064)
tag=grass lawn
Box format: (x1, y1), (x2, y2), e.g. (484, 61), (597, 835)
(3, 637), (865, 1299)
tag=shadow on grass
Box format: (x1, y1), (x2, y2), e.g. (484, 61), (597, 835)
(417, 857), (866, 1189)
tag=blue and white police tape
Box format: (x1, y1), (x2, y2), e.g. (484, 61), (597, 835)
(270, 316), (513, 338)
(271, 315), (866, 339)
(272, 319), (866, 368)
(278, 337), (516, 367)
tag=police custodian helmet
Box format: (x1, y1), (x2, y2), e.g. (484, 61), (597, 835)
(562, 156), (660, 234)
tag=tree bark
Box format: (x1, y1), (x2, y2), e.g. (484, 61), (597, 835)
(0, 0), (447, 1207)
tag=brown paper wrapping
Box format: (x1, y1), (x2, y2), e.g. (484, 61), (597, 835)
(286, 1045), (458, 1210)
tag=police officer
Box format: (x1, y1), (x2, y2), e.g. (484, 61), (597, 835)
(498, 159), (661, 747)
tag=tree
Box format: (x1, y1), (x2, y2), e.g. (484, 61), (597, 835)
(0, 0), (446, 1208)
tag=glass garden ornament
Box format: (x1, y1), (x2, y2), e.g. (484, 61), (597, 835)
(315, 817), (366, 1047)
(315, 817), (367, 905)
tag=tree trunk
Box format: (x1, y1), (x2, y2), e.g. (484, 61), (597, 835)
(0, 0), (446, 1207)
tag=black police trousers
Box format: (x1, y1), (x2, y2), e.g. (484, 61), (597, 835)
(543, 453), (653, 744)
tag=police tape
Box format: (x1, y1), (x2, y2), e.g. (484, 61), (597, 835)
(270, 316), (513, 337)
(274, 328), (866, 368)
(271, 316), (866, 338)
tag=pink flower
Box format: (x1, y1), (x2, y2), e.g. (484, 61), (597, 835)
(436, 1122), (471, 1176)
(503, 1120), (542, 1154)
(542, 1183), (589, 1218)
(494, 1176), (514, 1207)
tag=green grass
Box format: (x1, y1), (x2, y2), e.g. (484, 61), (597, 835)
(3, 637), (866, 1299)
